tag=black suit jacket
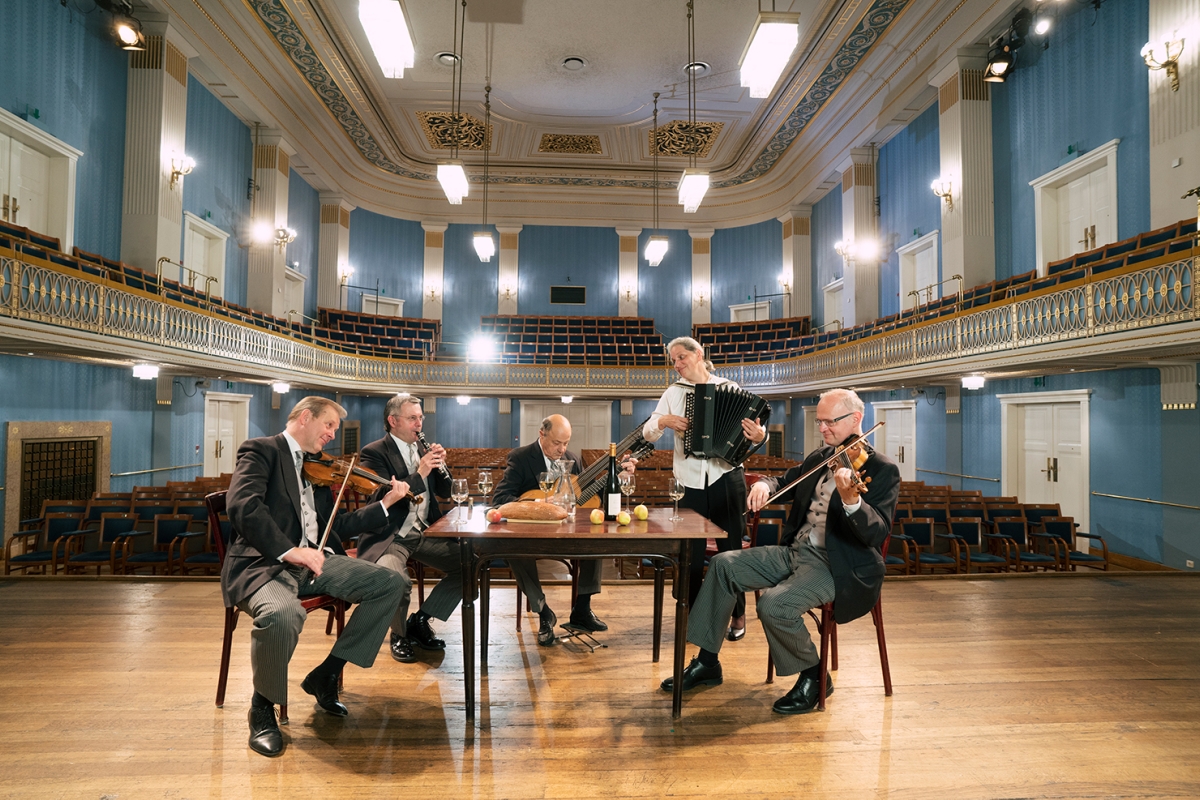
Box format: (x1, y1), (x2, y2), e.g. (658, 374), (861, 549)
(492, 441), (582, 506)
(220, 434), (392, 608)
(763, 444), (900, 624)
(356, 434), (450, 563)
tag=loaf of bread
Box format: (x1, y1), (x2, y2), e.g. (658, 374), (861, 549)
(497, 501), (568, 521)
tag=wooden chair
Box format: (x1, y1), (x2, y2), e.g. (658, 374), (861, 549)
(123, 514), (202, 575)
(944, 517), (1009, 573)
(1032, 516), (1108, 571)
(5, 512), (83, 575)
(985, 517), (1057, 571)
(900, 518), (958, 574)
(205, 491), (347, 725)
(62, 513), (139, 575)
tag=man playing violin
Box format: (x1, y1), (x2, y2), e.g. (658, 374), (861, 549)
(222, 396), (409, 757)
(357, 394), (464, 663)
(662, 388), (900, 715)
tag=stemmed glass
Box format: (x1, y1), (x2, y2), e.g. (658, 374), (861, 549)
(668, 477), (685, 522)
(476, 470), (493, 504)
(618, 472), (636, 514)
(451, 478), (469, 523)
(537, 471), (554, 502)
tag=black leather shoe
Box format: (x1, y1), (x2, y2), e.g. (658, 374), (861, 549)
(660, 656), (723, 691)
(301, 671), (348, 717)
(407, 613), (446, 651)
(248, 705), (283, 757)
(390, 633), (417, 663)
(537, 607), (558, 647)
(772, 671), (833, 715)
(568, 607), (608, 632)
(725, 625), (746, 642)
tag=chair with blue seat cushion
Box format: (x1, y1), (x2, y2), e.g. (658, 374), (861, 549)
(123, 514), (203, 575)
(5, 513), (84, 575)
(1020, 503), (1061, 533)
(1032, 516), (1108, 571)
(900, 517), (958, 574)
(63, 513), (140, 575)
(986, 517), (1058, 571)
(945, 517), (1008, 573)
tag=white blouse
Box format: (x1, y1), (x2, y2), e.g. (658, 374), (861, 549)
(643, 376), (741, 490)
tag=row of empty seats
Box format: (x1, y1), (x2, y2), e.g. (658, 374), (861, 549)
(479, 315), (665, 366)
(694, 316), (811, 361)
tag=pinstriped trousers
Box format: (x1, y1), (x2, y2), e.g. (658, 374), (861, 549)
(236, 554), (405, 705)
(688, 539), (836, 677)
(377, 534), (464, 635)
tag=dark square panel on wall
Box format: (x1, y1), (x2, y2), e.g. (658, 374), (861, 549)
(550, 286), (586, 305)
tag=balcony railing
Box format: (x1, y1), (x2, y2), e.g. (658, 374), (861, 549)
(0, 251), (1194, 395)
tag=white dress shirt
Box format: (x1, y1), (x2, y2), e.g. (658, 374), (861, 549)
(643, 376), (740, 490)
(391, 433), (430, 537)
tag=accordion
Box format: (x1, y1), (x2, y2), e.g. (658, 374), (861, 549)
(683, 383), (771, 466)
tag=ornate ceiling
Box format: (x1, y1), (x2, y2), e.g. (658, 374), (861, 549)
(150, 0), (1011, 227)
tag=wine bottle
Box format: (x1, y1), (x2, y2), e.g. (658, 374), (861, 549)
(605, 442), (622, 519)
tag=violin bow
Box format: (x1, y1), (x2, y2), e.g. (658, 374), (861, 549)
(746, 422), (884, 514)
(302, 454), (357, 585)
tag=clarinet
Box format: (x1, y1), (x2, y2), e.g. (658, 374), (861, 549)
(415, 432), (452, 481)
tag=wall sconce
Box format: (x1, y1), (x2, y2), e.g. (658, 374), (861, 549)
(1142, 38), (1185, 92)
(132, 364), (159, 380)
(426, 282), (442, 302)
(273, 227), (297, 253)
(694, 290), (708, 308)
(834, 238), (880, 262)
(169, 155), (195, 188)
(622, 284), (636, 302)
(931, 177), (953, 210)
(500, 283), (514, 301)
(338, 262), (354, 284)
(777, 271), (791, 294)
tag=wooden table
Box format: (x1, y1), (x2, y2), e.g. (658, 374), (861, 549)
(425, 507), (723, 720)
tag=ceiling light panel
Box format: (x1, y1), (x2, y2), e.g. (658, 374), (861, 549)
(359, 0), (416, 79)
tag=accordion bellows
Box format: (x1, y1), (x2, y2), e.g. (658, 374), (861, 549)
(683, 383), (771, 466)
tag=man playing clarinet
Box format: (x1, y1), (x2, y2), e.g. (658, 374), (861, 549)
(661, 388), (899, 715)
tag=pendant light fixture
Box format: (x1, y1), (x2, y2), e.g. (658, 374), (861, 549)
(739, 6), (801, 98)
(437, 0), (469, 204)
(473, 83), (495, 262)
(678, 0), (708, 213)
(644, 92), (669, 267)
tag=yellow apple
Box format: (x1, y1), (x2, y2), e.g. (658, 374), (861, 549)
(634, 504), (649, 520)
(616, 510), (632, 526)
(589, 508), (605, 525)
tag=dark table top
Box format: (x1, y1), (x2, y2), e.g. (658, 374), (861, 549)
(425, 506), (722, 541)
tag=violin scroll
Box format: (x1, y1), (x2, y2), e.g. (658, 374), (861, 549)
(302, 452), (423, 504)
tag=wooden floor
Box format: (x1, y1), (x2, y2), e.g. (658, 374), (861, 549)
(2, 573), (1198, 799)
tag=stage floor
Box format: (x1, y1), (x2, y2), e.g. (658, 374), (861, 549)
(1, 573), (1197, 799)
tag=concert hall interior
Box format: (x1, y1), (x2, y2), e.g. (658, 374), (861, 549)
(1, 0), (1198, 796)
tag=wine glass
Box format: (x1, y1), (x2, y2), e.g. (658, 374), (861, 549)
(477, 470), (493, 503)
(618, 472), (636, 514)
(537, 471), (554, 502)
(668, 477), (685, 522)
(451, 478), (469, 522)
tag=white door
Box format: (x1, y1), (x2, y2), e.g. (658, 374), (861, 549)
(1001, 390), (1091, 536)
(1056, 169), (1113, 257)
(204, 394), (251, 476)
(519, 401), (612, 452)
(9, 140), (50, 233)
(801, 405), (821, 458)
(184, 226), (209, 286)
(823, 281), (843, 329)
(873, 401), (916, 483)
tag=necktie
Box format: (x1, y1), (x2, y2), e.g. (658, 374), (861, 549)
(295, 450), (304, 480)
(409, 442), (420, 473)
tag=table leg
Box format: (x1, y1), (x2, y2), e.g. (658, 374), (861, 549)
(459, 538), (476, 721)
(480, 564), (491, 671)
(652, 561), (664, 663)
(672, 543), (692, 720)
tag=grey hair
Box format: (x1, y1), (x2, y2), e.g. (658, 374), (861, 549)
(383, 393), (421, 432)
(819, 388), (865, 416)
(666, 336), (714, 372)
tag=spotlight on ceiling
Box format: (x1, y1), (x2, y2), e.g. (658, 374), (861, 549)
(358, 0), (415, 79)
(468, 335), (496, 363)
(115, 18), (147, 51)
(984, 42), (1014, 82)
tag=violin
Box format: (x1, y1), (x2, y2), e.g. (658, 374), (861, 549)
(302, 451), (423, 504)
(833, 439), (872, 494)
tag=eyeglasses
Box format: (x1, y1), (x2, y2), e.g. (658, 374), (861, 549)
(395, 414), (424, 423)
(815, 412), (854, 428)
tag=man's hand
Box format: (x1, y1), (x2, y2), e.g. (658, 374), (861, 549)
(620, 455), (639, 474)
(833, 467), (860, 506)
(742, 417), (766, 444)
(747, 481), (770, 513)
(380, 478), (410, 509)
(417, 444), (446, 479)
(282, 546), (325, 577)
(658, 414), (690, 433)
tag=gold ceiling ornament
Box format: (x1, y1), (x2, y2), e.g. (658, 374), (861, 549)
(649, 120), (724, 158)
(416, 111), (491, 151)
(538, 134), (602, 154)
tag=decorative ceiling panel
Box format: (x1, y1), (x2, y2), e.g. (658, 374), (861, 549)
(416, 112), (491, 151)
(538, 134), (603, 155)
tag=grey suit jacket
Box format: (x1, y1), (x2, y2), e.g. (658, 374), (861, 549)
(220, 434), (392, 607)
(763, 444), (900, 623)
(356, 434), (450, 564)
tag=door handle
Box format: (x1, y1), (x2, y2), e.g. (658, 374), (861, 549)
(10, 196), (18, 222)
(1089, 225), (1096, 250)
(2, 194), (8, 221)
(898, 446), (904, 464)
(1052, 457), (1059, 483)
(1041, 456), (1053, 480)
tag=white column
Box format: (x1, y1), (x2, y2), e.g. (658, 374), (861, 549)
(246, 134), (295, 317)
(932, 52), (996, 292)
(496, 224), (522, 315)
(1148, 0), (1200, 227)
(422, 221), (448, 321)
(120, 27), (194, 275)
(689, 228), (714, 326)
(839, 148), (879, 326)
(779, 205), (812, 318)
(317, 194), (354, 312)
(616, 227), (642, 317)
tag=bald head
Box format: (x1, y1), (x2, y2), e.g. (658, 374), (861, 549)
(538, 414), (573, 460)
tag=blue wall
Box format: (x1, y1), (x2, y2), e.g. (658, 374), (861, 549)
(346, 208), (425, 315)
(711, 219), (784, 321)
(637, 228), (693, 342)
(443, 223), (499, 354)
(992, 0), (1150, 278)
(183, 80), (252, 306)
(0, 0), (127, 258)
(284, 170), (320, 318)
(518, 225), (619, 318)
(810, 188), (843, 329)
(877, 103), (942, 316)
